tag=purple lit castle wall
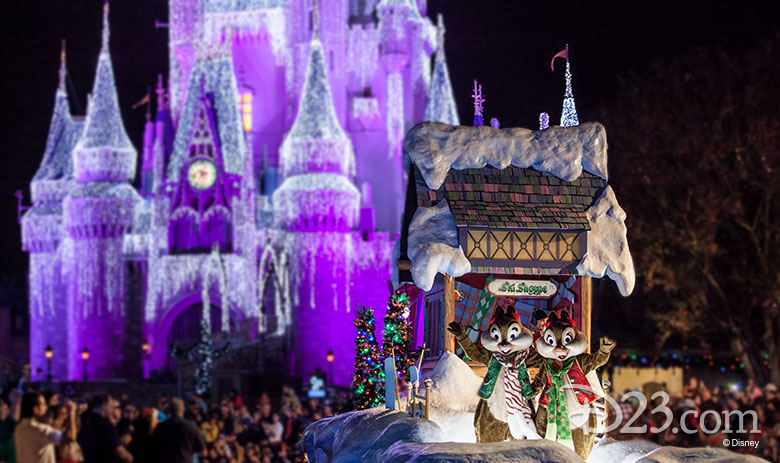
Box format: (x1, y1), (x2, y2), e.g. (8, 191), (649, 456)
(22, 0), (460, 386)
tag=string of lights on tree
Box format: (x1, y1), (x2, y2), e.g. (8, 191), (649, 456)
(170, 319), (231, 396)
(383, 290), (412, 384)
(608, 350), (760, 373)
(352, 305), (384, 409)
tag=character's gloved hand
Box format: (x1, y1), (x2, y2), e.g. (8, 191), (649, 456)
(447, 322), (467, 339)
(599, 336), (617, 352)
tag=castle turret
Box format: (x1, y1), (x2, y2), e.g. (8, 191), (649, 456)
(424, 15), (459, 125)
(21, 42), (83, 381)
(63, 2), (140, 380)
(274, 14), (359, 232)
(273, 4), (361, 384)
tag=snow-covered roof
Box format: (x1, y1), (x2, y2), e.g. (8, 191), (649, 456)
(167, 55), (247, 181)
(399, 122), (634, 296)
(74, 4), (135, 156)
(405, 122), (608, 191)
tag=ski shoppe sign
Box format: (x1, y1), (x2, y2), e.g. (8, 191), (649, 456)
(487, 279), (558, 298)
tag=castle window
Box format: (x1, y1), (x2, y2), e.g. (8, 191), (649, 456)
(238, 92), (252, 132)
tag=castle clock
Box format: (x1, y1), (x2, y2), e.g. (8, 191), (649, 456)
(187, 160), (217, 190)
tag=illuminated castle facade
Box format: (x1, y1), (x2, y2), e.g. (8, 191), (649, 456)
(21, 0), (459, 385)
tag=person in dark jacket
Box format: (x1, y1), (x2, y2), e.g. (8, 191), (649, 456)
(151, 398), (205, 463)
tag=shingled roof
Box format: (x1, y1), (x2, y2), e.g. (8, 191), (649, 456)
(414, 165), (606, 230)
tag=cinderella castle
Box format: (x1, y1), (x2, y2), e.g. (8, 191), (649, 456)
(21, 0), (461, 386)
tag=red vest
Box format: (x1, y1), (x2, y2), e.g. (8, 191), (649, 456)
(539, 359), (596, 407)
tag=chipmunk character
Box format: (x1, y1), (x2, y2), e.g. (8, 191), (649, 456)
(532, 312), (616, 459)
(447, 305), (541, 443)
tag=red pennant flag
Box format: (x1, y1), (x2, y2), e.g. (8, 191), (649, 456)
(550, 44), (569, 71)
(131, 92), (151, 110)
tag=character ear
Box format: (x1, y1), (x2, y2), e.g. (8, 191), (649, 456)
(548, 312), (560, 322)
(505, 305), (517, 315)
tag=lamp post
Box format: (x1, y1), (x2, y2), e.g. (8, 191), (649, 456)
(326, 349), (334, 386)
(45, 345), (53, 382)
(142, 340), (150, 379)
(82, 347), (90, 381)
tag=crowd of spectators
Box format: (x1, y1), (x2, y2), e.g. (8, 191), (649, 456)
(607, 376), (780, 461)
(0, 384), (348, 463)
(4, 373), (780, 462)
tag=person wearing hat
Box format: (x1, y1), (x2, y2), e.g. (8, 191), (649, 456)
(765, 383), (777, 401)
(530, 309), (548, 342)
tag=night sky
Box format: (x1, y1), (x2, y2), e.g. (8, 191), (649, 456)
(1, 0), (778, 287)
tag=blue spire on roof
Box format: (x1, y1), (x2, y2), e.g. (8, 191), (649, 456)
(75, 2), (135, 153)
(560, 60), (579, 127)
(424, 15), (459, 126)
(33, 42), (83, 184)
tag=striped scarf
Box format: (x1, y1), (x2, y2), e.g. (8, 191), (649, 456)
(493, 350), (537, 438)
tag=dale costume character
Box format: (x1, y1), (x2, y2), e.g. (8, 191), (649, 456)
(447, 305), (542, 443)
(532, 311), (615, 459)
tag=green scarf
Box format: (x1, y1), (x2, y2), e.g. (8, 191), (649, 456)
(543, 358), (575, 450)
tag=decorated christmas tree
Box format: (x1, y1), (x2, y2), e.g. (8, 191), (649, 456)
(169, 317), (230, 397)
(383, 290), (412, 383)
(352, 305), (383, 409)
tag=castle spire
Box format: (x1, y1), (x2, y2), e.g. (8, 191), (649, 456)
(58, 39), (67, 94)
(279, 3), (354, 179)
(73, 0), (136, 181)
(424, 15), (459, 125)
(312, 0), (320, 40)
(100, 0), (110, 54)
(30, 43), (83, 203)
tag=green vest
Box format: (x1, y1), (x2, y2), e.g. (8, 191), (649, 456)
(477, 356), (533, 400)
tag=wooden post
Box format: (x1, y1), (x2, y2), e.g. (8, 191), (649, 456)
(424, 378), (432, 420)
(581, 275), (592, 353)
(443, 273), (455, 353)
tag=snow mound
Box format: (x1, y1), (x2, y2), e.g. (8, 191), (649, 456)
(302, 407), (583, 463)
(422, 352), (484, 443)
(404, 121), (608, 191)
(586, 439), (768, 463)
(425, 351), (482, 412)
(588, 438), (661, 463)
(576, 186), (635, 296)
(636, 446), (767, 463)
(407, 199), (471, 291)
(377, 439), (582, 463)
